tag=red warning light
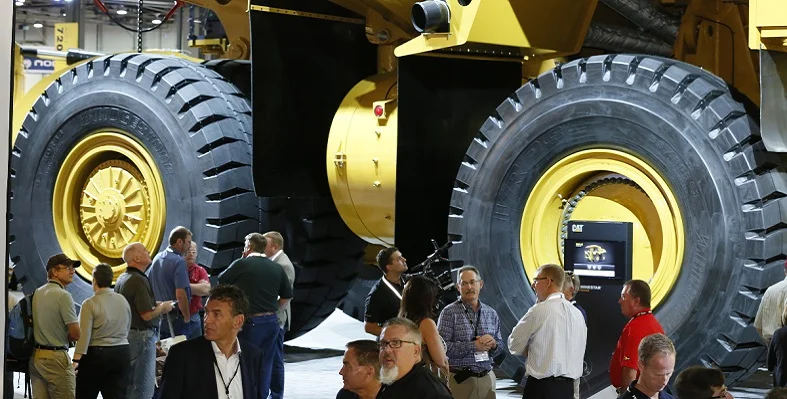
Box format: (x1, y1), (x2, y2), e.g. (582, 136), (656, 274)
(373, 105), (384, 117)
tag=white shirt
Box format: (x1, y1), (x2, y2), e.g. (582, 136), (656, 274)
(246, 252), (265, 258)
(270, 250), (283, 262)
(211, 339), (244, 399)
(508, 292), (587, 379)
(755, 276), (787, 342)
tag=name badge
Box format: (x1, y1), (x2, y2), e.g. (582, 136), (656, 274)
(474, 351), (490, 362)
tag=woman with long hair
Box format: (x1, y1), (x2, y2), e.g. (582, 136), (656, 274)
(399, 276), (450, 379)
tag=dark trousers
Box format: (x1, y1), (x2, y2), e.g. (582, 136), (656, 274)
(269, 327), (285, 399)
(76, 345), (131, 399)
(160, 312), (191, 339)
(523, 376), (574, 399)
(238, 314), (280, 398)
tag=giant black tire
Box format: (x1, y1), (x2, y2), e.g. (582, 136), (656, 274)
(447, 55), (787, 395)
(10, 53), (258, 307)
(260, 197), (367, 340)
(202, 59), (367, 339)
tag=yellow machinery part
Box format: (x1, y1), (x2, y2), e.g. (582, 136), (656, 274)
(53, 131), (166, 281)
(674, 0), (760, 106)
(520, 149), (685, 309)
(749, 0), (787, 52)
(186, 0), (249, 59)
(13, 45), (24, 107)
(327, 73), (398, 246)
(395, 0), (597, 58)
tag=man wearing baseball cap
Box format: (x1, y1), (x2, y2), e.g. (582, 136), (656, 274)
(29, 253), (82, 398)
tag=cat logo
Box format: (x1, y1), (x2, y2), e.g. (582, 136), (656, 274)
(572, 224), (584, 233)
(584, 245), (607, 263)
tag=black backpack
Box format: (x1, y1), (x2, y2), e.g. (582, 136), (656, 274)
(7, 292), (35, 361)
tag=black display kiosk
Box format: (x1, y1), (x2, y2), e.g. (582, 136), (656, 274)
(563, 220), (634, 396)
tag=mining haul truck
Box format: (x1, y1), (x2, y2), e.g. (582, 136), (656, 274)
(9, 0), (787, 396)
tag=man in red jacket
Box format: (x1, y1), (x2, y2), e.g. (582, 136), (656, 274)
(185, 241), (210, 339)
(610, 280), (665, 395)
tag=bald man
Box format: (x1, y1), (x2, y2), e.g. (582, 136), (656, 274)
(116, 243), (174, 399)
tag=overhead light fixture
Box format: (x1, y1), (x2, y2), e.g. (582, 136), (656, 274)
(117, 9), (127, 15)
(33, 23), (43, 28)
(152, 19), (162, 24)
(62, 12), (66, 16)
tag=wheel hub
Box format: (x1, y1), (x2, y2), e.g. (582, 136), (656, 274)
(79, 160), (150, 259)
(53, 131), (166, 281)
(520, 149), (684, 308)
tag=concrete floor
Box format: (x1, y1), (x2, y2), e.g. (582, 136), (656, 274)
(8, 309), (773, 398)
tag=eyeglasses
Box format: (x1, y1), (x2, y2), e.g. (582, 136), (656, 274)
(56, 265), (75, 271)
(458, 279), (480, 287)
(533, 277), (551, 282)
(378, 339), (418, 350)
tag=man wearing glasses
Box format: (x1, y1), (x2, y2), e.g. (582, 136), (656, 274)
(508, 264), (587, 399)
(377, 318), (453, 399)
(615, 333), (675, 399)
(674, 365), (733, 399)
(29, 254), (82, 399)
(438, 265), (503, 399)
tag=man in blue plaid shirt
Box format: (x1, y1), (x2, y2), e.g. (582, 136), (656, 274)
(437, 265), (504, 399)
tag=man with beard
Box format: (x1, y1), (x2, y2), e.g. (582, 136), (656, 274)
(438, 265), (503, 399)
(364, 248), (408, 336)
(377, 318), (453, 399)
(336, 340), (381, 399)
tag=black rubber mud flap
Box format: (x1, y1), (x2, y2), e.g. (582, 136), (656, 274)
(260, 197), (366, 340)
(204, 59), (367, 338)
(447, 55), (787, 395)
(10, 53), (258, 307)
(203, 59), (251, 98)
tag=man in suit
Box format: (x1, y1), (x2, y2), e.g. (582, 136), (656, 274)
(158, 284), (266, 399)
(263, 231), (295, 399)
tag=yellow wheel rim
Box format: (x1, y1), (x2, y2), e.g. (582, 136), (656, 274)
(53, 131), (166, 281)
(520, 149), (684, 308)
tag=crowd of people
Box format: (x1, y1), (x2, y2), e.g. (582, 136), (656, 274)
(15, 236), (787, 399)
(350, 248), (787, 399)
(24, 226), (293, 399)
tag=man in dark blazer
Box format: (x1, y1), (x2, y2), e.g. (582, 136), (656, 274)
(158, 284), (266, 399)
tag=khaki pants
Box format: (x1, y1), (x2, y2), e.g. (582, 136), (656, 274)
(29, 348), (75, 399)
(449, 370), (496, 399)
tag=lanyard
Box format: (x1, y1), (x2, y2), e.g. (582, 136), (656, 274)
(461, 302), (482, 337)
(633, 310), (652, 318)
(213, 354), (241, 399)
(381, 277), (402, 300)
